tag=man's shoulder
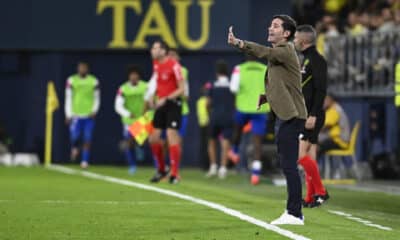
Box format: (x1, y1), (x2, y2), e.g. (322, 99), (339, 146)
(309, 48), (326, 63)
(68, 74), (78, 81)
(139, 80), (148, 87)
(166, 57), (179, 66)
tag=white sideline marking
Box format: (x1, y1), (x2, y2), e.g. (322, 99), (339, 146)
(40, 200), (195, 206)
(328, 210), (392, 231)
(48, 165), (310, 240)
(0, 199), (195, 206)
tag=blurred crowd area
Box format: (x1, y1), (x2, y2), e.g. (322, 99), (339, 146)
(294, 0), (400, 96)
(293, 0), (400, 34)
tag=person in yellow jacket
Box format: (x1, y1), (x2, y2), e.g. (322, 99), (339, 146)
(114, 65), (148, 174)
(395, 61), (400, 155)
(196, 84), (210, 170)
(318, 94), (350, 156)
(395, 61), (400, 110)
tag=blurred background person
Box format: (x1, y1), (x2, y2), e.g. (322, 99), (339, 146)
(114, 65), (148, 174)
(206, 60), (234, 179)
(294, 25), (329, 208)
(346, 11), (368, 36)
(229, 54), (269, 185)
(168, 49), (190, 139)
(64, 62), (100, 169)
(197, 84), (211, 170)
(145, 40), (184, 184)
(318, 94), (350, 158)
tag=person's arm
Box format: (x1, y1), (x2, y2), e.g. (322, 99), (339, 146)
(91, 78), (100, 117)
(323, 107), (339, 130)
(65, 77), (73, 122)
(310, 55), (327, 116)
(230, 66), (240, 93)
(114, 89), (131, 118)
(167, 63), (185, 100)
(144, 73), (157, 111)
(228, 26), (288, 63)
(242, 41), (288, 63)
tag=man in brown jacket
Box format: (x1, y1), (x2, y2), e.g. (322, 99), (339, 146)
(228, 15), (307, 225)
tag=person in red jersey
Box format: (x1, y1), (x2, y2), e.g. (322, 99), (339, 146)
(144, 40), (185, 184)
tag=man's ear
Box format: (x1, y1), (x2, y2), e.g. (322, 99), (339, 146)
(283, 30), (290, 39)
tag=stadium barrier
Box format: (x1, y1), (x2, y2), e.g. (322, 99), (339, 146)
(325, 30), (400, 97)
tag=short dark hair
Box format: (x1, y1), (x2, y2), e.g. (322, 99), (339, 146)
(296, 24), (315, 34)
(215, 60), (228, 76)
(127, 64), (142, 78)
(296, 24), (317, 44)
(272, 15), (297, 41)
(153, 39), (169, 52)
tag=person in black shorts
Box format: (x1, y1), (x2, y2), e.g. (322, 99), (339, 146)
(144, 40), (185, 184)
(205, 60), (235, 179)
(294, 25), (329, 207)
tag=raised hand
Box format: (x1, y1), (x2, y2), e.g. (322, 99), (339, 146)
(228, 26), (236, 45)
(228, 26), (243, 48)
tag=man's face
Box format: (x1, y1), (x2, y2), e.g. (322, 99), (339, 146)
(293, 32), (305, 51)
(77, 64), (89, 76)
(347, 12), (358, 27)
(268, 18), (288, 44)
(129, 72), (139, 85)
(323, 96), (333, 109)
(151, 42), (166, 60)
(168, 50), (180, 61)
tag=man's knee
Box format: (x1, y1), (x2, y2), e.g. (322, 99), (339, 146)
(166, 129), (180, 145)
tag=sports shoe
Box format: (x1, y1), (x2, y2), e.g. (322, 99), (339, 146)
(302, 199), (313, 208)
(218, 166), (227, 179)
(150, 171), (168, 183)
(311, 191), (330, 208)
(227, 149), (240, 164)
(80, 161), (88, 169)
(169, 175), (180, 184)
(205, 164), (217, 178)
(271, 211), (304, 225)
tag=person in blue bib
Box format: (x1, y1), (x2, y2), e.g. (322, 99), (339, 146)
(114, 65), (148, 174)
(65, 62), (100, 169)
(229, 54), (269, 185)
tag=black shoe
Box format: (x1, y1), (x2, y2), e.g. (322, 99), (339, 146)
(310, 191), (330, 208)
(150, 171), (168, 183)
(169, 175), (179, 184)
(302, 199), (313, 208)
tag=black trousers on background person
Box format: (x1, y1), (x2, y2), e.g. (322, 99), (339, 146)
(199, 125), (210, 170)
(276, 118), (305, 218)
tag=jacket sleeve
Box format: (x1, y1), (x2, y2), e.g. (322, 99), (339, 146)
(242, 41), (288, 63)
(65, 77), (73, 119)
(92, 78), (100, 114)
(114, 88), (130, 118)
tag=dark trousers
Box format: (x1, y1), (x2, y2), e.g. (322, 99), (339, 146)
(318, 139), (342, 159)
(276, 118), (305, 218)
(199, 125), (210, 170)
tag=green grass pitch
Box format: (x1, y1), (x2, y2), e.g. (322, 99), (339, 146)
(1, 166), (399, 240)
